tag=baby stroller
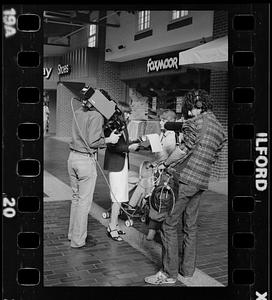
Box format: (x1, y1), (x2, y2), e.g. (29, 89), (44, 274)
(102, 160), (176, 228)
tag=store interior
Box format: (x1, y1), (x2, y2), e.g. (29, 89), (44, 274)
(126, 68), (210, 119)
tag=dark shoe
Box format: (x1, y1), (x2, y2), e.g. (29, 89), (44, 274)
(116, 225), (126, 235)
(122, 203), (136, 214)
(178, 272), (194, 278)
(107, 226), (123, 242)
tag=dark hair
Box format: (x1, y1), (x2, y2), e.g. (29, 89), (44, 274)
(182, 89), (213, 118)
(118, 101), (132, 113)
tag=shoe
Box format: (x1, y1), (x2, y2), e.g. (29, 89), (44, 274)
(178, 272), (194, 278)
(107, 226), (123, 242)
(144, 271), (176, 285)
(116, 225), (126, 235)
(122, 203), (137, 214)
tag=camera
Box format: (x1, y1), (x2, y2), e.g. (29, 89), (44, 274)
(79, 85), (126, 134)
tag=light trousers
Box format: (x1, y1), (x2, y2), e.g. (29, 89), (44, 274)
(67, 151), (97, 248)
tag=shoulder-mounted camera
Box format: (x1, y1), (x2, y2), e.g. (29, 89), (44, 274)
(80, 85), (126, 134)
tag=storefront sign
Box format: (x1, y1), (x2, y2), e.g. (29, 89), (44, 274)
(43, 67), (53, 79)
(147, 56), (179, 73)
(57, 64), (71, 76)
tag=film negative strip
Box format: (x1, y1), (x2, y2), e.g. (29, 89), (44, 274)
(2, 4), (270, 300)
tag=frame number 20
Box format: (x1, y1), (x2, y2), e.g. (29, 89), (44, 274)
(3, 196), (16, 218)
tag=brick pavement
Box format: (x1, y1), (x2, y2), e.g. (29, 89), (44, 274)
(44, 200), (185, 287)
(125, 190), (228, 285)
(44, 136), (228, 286)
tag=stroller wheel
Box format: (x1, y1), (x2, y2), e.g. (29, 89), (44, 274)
(125, 219), (133, 227)
(140, 215), (146, 223)
(102, 212), (110, 219)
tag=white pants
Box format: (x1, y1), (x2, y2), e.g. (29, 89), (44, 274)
(109, 156), (128, 203)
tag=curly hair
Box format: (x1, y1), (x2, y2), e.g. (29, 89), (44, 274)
(182, 89), (213, 118)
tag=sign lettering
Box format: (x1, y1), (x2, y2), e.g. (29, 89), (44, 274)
(3, 8), (17, 38)
(255, 133), (268, 191)
(43, 67), (53, 79)
(256, 291), (267, 300)
(147, 56), (179, 72)
(57, 64), (71, 76)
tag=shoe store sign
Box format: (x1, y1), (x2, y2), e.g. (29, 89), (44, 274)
(43, 64), (71, 79)
(147, 54), (180, 73)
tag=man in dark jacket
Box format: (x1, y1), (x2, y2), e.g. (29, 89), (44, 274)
(104, 101), (139, 241)
(145, 89), (226, 285)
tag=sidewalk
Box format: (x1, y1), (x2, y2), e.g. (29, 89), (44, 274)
(44, 136), (228, 286)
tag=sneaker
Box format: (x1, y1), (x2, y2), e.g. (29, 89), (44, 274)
(144, 271), (176, 285)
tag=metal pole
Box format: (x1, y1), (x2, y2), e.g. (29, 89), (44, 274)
(45, 19), (84, 27)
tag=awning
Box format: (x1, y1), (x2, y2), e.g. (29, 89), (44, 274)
(179, 36), (228, 71)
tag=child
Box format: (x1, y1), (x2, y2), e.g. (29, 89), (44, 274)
(146, 110), (179, 240)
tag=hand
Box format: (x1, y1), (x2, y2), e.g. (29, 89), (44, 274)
(129, 143), (140, 151)
(146, 162), (157, 169)
(157, 162), (166, 170)
(106, 129), (121, 144)
(140, 135), (147, 142)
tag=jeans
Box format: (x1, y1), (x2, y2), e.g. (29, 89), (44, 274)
(67, 151), (97, 248)
(161, 182), (204, 278)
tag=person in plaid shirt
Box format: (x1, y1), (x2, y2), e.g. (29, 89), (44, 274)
(145, 89), (226, 285)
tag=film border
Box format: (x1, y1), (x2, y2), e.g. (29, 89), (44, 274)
(2, 3), (270, 300)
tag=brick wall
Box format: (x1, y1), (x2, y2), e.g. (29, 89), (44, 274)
(96, 11), (126, 102)
(56, 83), (81, 137)
(210, 71), (228, 180)
(213, 10), (228, 38)
(210, 10), (228, 180)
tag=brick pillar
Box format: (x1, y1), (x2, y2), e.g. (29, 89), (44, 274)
(96, 11), (126, 102)
(210, 10), (228, 180)
(56, 83), (82, 137)
(213, 10), (228, 39)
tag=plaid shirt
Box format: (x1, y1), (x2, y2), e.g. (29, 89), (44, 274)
(165, 111), (226, 190)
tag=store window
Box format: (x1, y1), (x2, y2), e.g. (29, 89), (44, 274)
(88, 24), (97, 48)
(172, 10), (189, 20)
(137, 10), (151, 31)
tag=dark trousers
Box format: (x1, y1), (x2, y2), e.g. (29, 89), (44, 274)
(148, 219), (162, 230)
(160, 182), (204, 278)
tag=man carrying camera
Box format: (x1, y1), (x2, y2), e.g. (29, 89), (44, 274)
(68, 94), (121, 249)
(145, 89), (226, 285)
